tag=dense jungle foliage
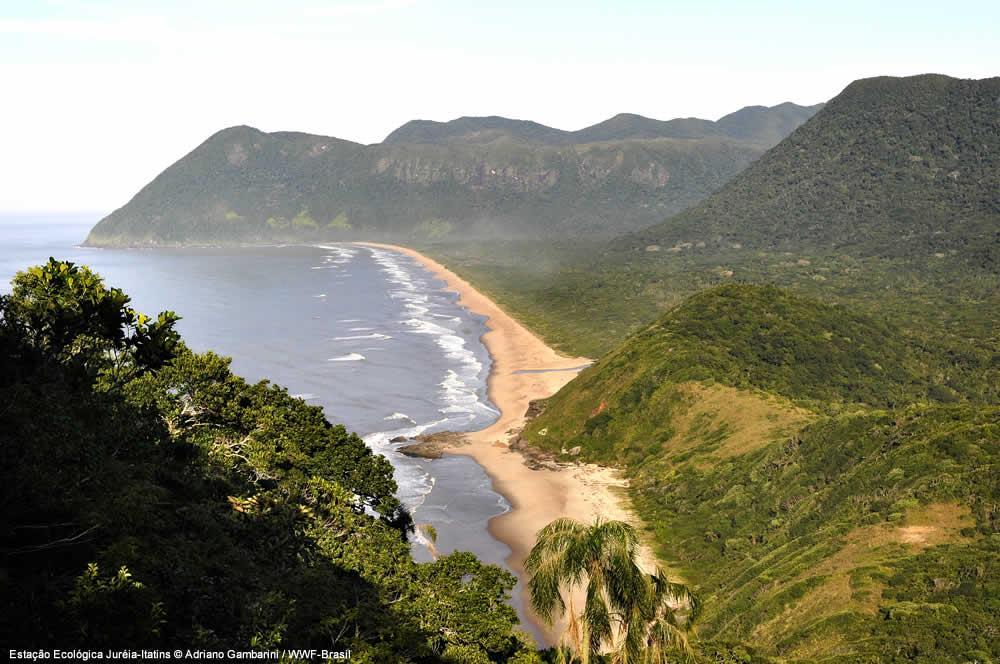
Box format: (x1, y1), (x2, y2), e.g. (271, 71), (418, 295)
(0, 259), (539, 662)
(624, 74), (999, 257)
(521, 285), (999, 661)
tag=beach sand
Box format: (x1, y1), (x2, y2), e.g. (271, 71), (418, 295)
(358, 243), (658, 644)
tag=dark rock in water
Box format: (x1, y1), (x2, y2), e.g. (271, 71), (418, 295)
(390, 435), (408, 443)
(398, 431), (469, 459)
(399, 443), (442, 459)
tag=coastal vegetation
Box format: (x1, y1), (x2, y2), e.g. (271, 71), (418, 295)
(0, 260), (539, 662)
(521, 285), (998, 661)
(397, 75), (1000, 659)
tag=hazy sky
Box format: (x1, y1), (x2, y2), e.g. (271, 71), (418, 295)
(2, 0), (997, 213)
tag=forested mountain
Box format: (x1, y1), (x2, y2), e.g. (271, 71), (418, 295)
(0, 260), (538, 662)
(518, 284), (998, 661)
(84, 103), (820, 247)
(623, 74), (999, 258)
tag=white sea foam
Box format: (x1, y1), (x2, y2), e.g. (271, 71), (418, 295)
(362, 417), (449, 512)
(316, 244), (359, 258)
(364, 418), (448, 450)
(328, 353), (365, 362)
(403, 318), (452, 336)
(366, 243), (498, 438)
(385, 412), (416, 422)
(333, 333), (393, 341)
(291, 393), (318, 400)
(405, 302), (430, 315)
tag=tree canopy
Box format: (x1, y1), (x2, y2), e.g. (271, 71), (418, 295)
(0, 259), (537, 662)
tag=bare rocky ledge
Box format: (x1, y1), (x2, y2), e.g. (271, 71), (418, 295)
(398, 431), (469, 459)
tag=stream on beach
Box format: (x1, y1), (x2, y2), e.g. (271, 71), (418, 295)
(0, 213), (549, 644)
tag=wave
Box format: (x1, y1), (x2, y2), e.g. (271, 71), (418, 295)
(403, 318), (453, 336)
(328, 353), (365, 362)
(291, 393), (318, 401)
(438, 369), (499, 417)
(366, 245), (498, 430)
(315, 244), (359, 257)
(385, 412), (416, 423)
(363, 417), (449, 512)
(333, 333), (393, 341)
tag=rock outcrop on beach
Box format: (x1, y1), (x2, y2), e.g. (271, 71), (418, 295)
(85, 103), (821, 246)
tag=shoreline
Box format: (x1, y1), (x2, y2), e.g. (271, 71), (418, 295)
(357, 242), (657, 645)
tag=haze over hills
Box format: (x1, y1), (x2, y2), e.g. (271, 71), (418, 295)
(430, 74), (1000, 357)
(382, 102), (823, 145)
(84, 102), (821, 246)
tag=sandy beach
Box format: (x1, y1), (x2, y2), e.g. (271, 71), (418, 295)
(358, 242), (657, 643)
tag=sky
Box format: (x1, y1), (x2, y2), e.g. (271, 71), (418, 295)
(1, 0), (997, 213)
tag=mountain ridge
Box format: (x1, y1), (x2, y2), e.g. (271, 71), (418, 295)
(85, 102), (821, 246)
(382, 102), (823, 145)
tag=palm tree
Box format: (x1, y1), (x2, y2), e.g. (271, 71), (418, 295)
(526, 518), (695, 664)
(626, 570), (697, 663)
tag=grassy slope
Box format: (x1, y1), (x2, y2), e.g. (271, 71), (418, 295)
(518, 285), (998, 661)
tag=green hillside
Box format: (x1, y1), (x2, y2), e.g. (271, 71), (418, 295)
(624, 74), (999, 257)
(519, 285), (998, 661)
(85, 104), (820, 247)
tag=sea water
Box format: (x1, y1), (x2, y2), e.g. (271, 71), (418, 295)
(0, 213), (544, 642)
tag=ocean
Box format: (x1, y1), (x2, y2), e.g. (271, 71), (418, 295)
(0, 213), (543, 641)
